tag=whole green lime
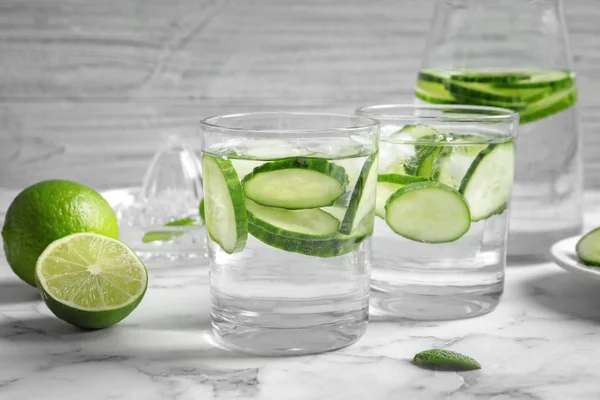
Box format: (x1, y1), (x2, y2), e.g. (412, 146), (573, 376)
(1, 180), (119, 287)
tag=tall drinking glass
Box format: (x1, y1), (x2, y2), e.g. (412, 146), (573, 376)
(200, 112), (379, 355)
(356, 104), (518, 320)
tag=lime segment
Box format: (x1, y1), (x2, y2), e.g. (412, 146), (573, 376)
(36, 233), (148, 329)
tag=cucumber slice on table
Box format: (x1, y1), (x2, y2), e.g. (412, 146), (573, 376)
(340, 153), (378, 234)
(459, 142), (515, 222)
(202, 155), (248, 254)
(242, 157), (348, 210)
(385, 181), (471, 243)
(375, 174), (428, 218)
(576, 228), (600, 267)
(247, 200), (372, 257)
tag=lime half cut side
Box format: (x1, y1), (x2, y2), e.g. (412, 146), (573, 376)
(35, 233), (148, 329)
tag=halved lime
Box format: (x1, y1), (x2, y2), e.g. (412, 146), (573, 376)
(35, 233), (148, 329)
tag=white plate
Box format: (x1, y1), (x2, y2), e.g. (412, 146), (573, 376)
(550, 235), (600, 281)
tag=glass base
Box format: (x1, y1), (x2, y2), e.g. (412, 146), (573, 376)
(211, 293), (368, 356)
(369, 282), (503, 321)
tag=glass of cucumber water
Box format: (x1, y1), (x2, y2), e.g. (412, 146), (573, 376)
(356, 104), (518, 320)
(200, 112), (380, 355)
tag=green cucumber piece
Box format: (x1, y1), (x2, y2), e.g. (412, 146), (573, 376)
(199, 199), (206, 222)
(446, 80), (550, 103)
(246, 200), (339, 240)
(247, 200), (373, 257)
(416, 146), (442, 179)
(459, 142), (515, 222)
(449, 71), (532, 84)
(576, 228), (600, 267)
(417, 69), (456, 83)
(375, 175), (428, 218)
(321, 205), (348, 222)
(202, 155), (248, 254)
(493, 70), (574, 89)
(415, 81), (458, 104)
(519, 87), (577, 124)
(414, 349), (482, 371)
(385, 181), (471, 243)
(340, 153), (378, 234)
(242, 157), (348, 210)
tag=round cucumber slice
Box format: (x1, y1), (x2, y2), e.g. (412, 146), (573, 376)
(576, 228), (600, 267)
(202, 155), (248, 254)
(459, 142), (515, 222)
(384, 182), (471, 243)
(446, 80), (550, 104)
(519, 87), (577, 125)
(246, 200), (339, 240)
(247, 200), (373, 257)
(340, 153), (378, 234)
(242, 157), (348, 210)
(415, 81), (458, 104)
(493, 70), (574, 89)
(449, 71), (532, 84)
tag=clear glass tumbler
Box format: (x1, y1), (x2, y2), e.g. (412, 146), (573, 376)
(415, 0), (581, 261)
(356, 104), (518, 320)
(200, 112), (379, 355)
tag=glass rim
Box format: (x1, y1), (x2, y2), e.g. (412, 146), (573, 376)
(200, 111), (380, 136)
(355, 104), (520, 123)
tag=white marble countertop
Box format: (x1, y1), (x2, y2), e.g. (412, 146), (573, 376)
(2, 194), (600, 400)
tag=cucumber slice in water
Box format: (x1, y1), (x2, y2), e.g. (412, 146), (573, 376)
(375, 174), (428, 218)
(247, 200), (372, 257)
(202, 155), (248, 254)
(459, 142), (515, 222)
(519, 87), (577, 124)
(246, 200), (339, 240)
(340, 153), (378, 234)
(415, 81), (458, 104)
(449, 71), (532, 84)
(446, 80), (550, 103)
(242, 157), (348, 210)
(385, 181), (471, 243)
(576, 228), (600, 267)
(394, 124), (444, 140)
(493, 70), (574, 89)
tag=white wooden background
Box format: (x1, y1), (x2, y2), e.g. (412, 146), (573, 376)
(0, 0), (598, 190)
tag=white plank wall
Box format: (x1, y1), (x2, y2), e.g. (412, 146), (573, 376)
(0, 0), (598, 190)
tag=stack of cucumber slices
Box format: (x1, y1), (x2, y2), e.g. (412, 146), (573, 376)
(378, 125), (515, 243)
(415, 69), (577, 124)
(202, 153), (378, 257)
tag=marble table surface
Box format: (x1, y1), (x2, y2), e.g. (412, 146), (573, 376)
(1, 193), (600, 400)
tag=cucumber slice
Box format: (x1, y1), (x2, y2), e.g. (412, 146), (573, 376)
(199, 198), (205, 222)
(446, 80), (550, 103)
(449, 71), (532, 84)
(375, 175), (427, 218)
(576, 228), (600, 267)
(246, 200), (339, 240)
(242, 157), (348, 210)
(385, 182), (471, 243)
(519, 87), (577, 124)
(340, 153), (378, 234)
(415, 146), (442, 179)
(415, 81), (458, 104)
(459, 142), (515, 222)
(493, 70), (574, 89)
(418, 69), (456, 84)
(247, 200), (372, 257)
(202, 155), (248, 254)
(320, 205), (348, 222)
